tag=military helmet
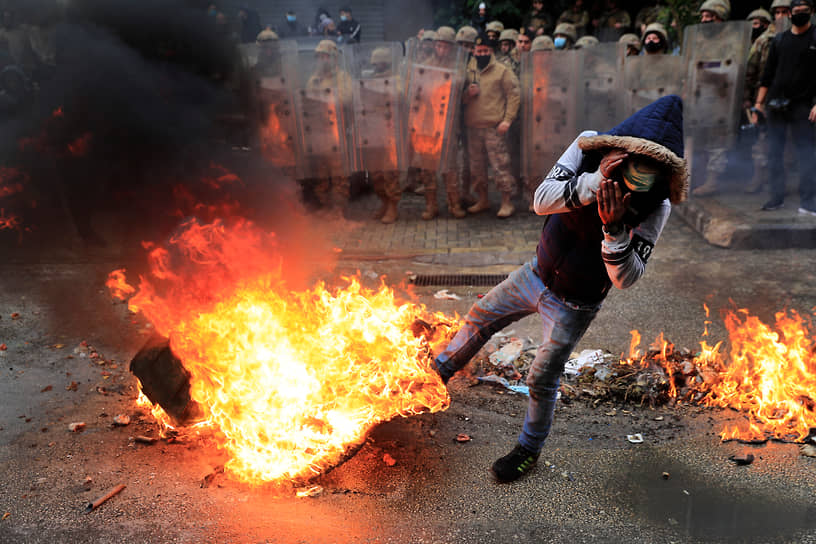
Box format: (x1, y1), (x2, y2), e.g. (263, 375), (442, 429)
(770, 0), (792, 9)
(486, 20), (505, 33)
(256, 29), (279, 43)
(618, 33), (642, 51)
(553, 22), (577, 42)
(456, 25), (478, 44)
(699, 0), (731, 20)
(499, 28), (519, 42)
(474, 30), (497, 49)
(574, 35), (599, 49)
(435, 26), (456, 43)
(530, 35), (555, 51)
(315, 39), (338, 55)
(370, 47), (391, 65)
(420, 29), (437, 41)
(642, 22), (668, 44)
(747, 8), (772, 23)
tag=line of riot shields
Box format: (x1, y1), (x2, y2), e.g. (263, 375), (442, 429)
(254, 21), (751, 200)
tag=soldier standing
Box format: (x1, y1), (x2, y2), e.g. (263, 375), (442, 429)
(553, 23), (577, 50)
(531, 35), (555, 51)
(463, 31), (520, 218)
(743, 7), (775, 194)
(485, 20), (504, 42)
(618, 33), (642, 56)
(456, 26), (479, 206)
(557, 0), (590, 38)
(596, 0), (631, 42)
(523, 0), (552, 36)
(574, 35), (600, 49)
(497, 29), (520, 75)
(641, 22), (669, 55)
(516, 28), (534, 53)
(304, 40), (353, 216)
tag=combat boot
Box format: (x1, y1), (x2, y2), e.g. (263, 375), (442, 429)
(496, 193), (515, 218)
(745, 168), (766, 194)
(373, 200), (388, 220)
(692, 172), (719, 197)
(421, 190), (438, 220)
(467, 188), (490, 214)
(380, 200), (398, 224)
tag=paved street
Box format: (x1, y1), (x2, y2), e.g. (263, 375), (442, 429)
(1, 188), (816, 544)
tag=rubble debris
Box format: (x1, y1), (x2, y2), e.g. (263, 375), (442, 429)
(662, 472), (670, 480)
(66, 381), (78, 392)
(112, 415), (130, 426)
(2, 512), (9, 521)
(10, 313), (20, 320)
(40, 385), (52, 393)
(382, 453), (397, 466)
(68, 422), (86, 433)
(130, 334), (203, 427)
(84, 483), (126, 513)
(455, 434), (471, 443)
(626, 434), (644, 444)
(800, 444), (816, 458)
(477, 375), (530, 396)
(201, 464), (225, 488)
(134, 435), (158, 445)
(728, 453), (755, 466)
(433, 289), (461, 301)
(0, 344), (6, 351)
(296, 485), (324, 498)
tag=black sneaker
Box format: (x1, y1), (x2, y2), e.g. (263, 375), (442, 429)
(761, 199), (784, 211)
(491, 444), (539, 483)
(798, 206), (816, 217)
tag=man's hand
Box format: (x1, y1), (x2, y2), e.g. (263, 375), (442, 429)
(597, 179), (630, 227)
(599, 150), (628, 178)
(467, 83), (480, 98)
(809, 104), (816, 123)
(497, 121), (510, 135)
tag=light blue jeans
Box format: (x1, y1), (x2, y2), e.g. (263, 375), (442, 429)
(435, 258), (601, 453)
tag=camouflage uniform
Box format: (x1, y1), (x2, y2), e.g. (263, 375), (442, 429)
(496, 29), (521, 76)
(557, 7), (589, 37)
(303, 40), (353, 213)
(455, 26), (479, 206)
(744, 11), (775, 192)
(463, 51), (520, 218)
(597, 8), (632, 41)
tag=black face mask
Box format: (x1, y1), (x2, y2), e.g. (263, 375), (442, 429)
(792, 11), (811, 27)
(751, 26), (766, 41)
(475, 54), (491, 70)
(643, 40), (662, 53)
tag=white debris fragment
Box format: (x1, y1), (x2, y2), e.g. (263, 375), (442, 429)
(626, 433), (644, 444)
(433, 289), (461, 300)
(564, 349), (606, 376)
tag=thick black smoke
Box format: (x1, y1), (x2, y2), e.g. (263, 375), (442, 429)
(2, 0), (313, 258)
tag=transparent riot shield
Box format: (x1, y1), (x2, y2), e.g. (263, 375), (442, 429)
(682, 21), (752, 146)
(575, 42), (624, 133)
(521, 49), (579, 185)
(403, 44), (465, 174)
(256, 40), (298, 170)
(346, 42), (404, 174)
(621, 54), (685, 118)
(292, 48), (352, 180)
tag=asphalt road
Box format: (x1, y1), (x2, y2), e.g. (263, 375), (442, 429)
(1, 215), (816, 544)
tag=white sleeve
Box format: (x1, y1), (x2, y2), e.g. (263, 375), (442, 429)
(533, 130), (604, 216)
(602, 199), (671, 289)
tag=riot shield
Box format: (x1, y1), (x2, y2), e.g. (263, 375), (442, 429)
(256, 40), (298, 170)
(621, 54), (685, 118)
(574, 42), (624, 132)
(403, 45), (465, 174)
(346, 42), (404, 174)
(682, 21), (752, 146)
(521, 49), (579, 186)
(292, 48), (352, 180)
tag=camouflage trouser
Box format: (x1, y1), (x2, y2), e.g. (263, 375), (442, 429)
(753, 131), (768, 171)
(371, 171), (401, 202)
(466, 126), (516, 195)
(418, 169), (460, 203)
(458, 133), (472, 197)
(312, 176), (350, 209)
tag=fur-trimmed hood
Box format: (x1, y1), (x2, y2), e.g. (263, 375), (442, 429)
(578, 95), (688, 204)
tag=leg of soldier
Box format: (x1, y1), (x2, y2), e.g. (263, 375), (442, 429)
(790, 103), (816, 212)
(443, 171), (466, 219)
(459, 133), (475, 206)
(420, 169), (438, 221)
(313, 177), (332, 209)
(746, 130), (768, 194)
(763, 110), (788, 209)
(380, 171), (401, 224)
(466, 127), (490, 214)
(370, 171), (388, 220)
(693, 147), (725, 197)
(330, 175), (350, 218)
(508, 120), (525, 208)
(484, 129), (517, 218)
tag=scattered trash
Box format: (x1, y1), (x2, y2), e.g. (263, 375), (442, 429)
(2, 512), (9, 521)
(800, 444), (816, 458)
(10, 313), (20, 320)
(654, 416), (664, 421)
(668, 518), (679, 526)
(296, 485), (323, 498)
(68, 422), (86, 433)
(477, 294), (485, 299)
(627, 434), (644, 444)
(85, 484), (126, 513)
(728, 453), (755, 466)
(662, 472), (670, 480)
(428, 429), (437, 437)
(562, 471), (575, 482)
(455, 434), (471, 443)
(134, 435), (158, 445)
(564, 349), (607, 376)
(0, 344), (6, 351)
(112, 415), (130, 426)
(477, 375), (531, 396)
(200, 465), (225, 488)
(66, 382), (78, 392)
(40, 385), (52, 393)
(83, 476), (93, 490)
(382, 453), (397, 466)
(489, 339), (525, 367)
(433, 289), (461, 301)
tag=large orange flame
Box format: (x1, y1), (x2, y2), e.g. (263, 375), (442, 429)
(111, 218), (456, 483)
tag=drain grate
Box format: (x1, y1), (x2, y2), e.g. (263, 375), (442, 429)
(411, 274), (508, 287)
